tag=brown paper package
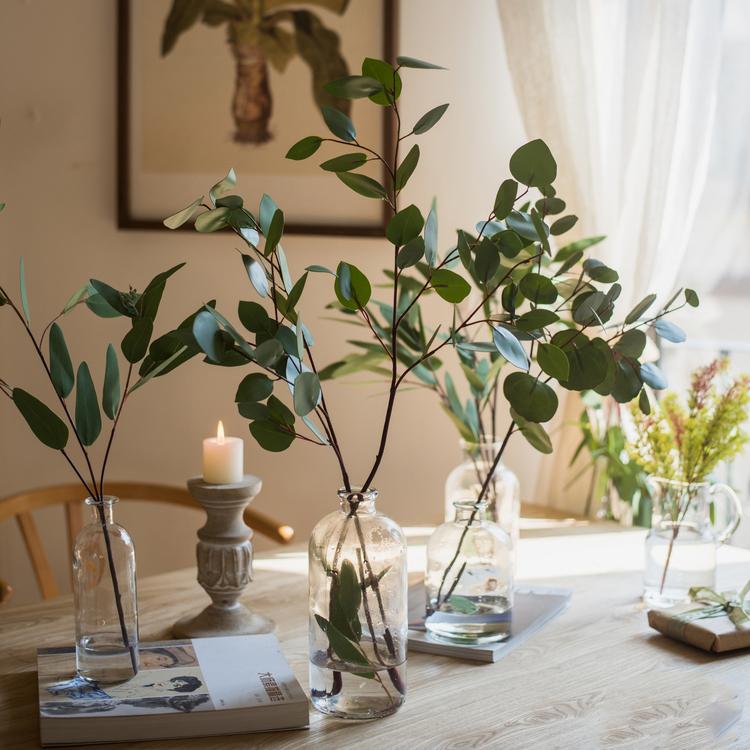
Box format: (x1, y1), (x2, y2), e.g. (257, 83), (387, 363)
(648, 605), (750, 653)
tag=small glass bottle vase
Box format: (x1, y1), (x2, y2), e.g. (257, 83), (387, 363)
(444, 437), (521, 550)
(308, 489), (407, 720)
(73, 496), (139, 684)
(425, 500), (513, 643)
(644, 478), (742, 607)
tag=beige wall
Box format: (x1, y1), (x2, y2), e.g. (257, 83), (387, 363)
(0, 0), (545, 607)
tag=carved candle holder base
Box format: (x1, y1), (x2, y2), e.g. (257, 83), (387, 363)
(172, 475), (275, 638)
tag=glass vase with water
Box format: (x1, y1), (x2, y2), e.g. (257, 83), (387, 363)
(644, 477), (742, 607)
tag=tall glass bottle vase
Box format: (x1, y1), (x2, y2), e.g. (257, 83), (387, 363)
(309, 489), (407, 720)
(445, 437), (521, 549)
(73, 496), (139, 684)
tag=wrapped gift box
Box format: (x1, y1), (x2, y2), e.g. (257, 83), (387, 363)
(648, 604), (750, 653)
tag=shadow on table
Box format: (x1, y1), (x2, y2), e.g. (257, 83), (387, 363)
(644, 631), (750, 665)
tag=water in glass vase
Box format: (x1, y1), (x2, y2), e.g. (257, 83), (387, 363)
(73, 496), (139, 684)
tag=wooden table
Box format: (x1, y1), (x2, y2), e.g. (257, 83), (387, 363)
(2, 526), (750, 749)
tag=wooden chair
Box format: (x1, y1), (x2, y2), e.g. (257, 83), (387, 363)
(0, 482), (294, 601)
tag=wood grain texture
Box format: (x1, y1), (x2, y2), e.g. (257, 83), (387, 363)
(1, 529), (749, 749)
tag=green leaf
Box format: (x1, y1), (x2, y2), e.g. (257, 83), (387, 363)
(511, 409), (553, 454)
(519, 273), (558, 304)
(286, 135), (322, 160)
(321, 106), (356, 141)
(324, 75), (382, 98)
(286, 273), (308, 312)
(121, 319), (153, 364)
(62, 284), (89, 314)
(305, 264), (335, 275)
(362, 57), (401, 105)
(235, 373), (274, 403)
(209, 167), (236, 206)
(255, 339), (284, 367)
(335, 262), (371, 310)
(320, 152), (367, 172)
(506, 210), (540, 241)
(494, 179), (517, 220)
(624, 293), (657, 324)
(612, 359), (642, 403)
(530, 209), (551, 255)
(475, 239), (500, 283)
(265, 208), (285, 256)
(258, 194), (279, 235)
(292, 371), (321, 416)
(553, 235), (606, 262)
(640, 362), (668, 390)
(386, 204), (424, 245)
(430, 269), (470, 303)
(554, 332), (609, 391)
(241, 254), (270, 298)
(424, 199), (438, 267)
(685, 288), (700, 307)
(613, 329), (646, 358)
(397, 237), (425, 268)
(192, 310), (224, 363)
(516, 309), (559, 331)
(503, 372), (558, 423)
(19, 257), (30, 324)
(75, 362), (101, 446)
(554, 250), (583, 278)
(102, 344), (121, 420)
(249, 420), (294, 452)
(238, 301), (272, 336)
(550, 215), (578, 235)
(12, 388), (68, 450)
(337, 172), (386, 199)
(396, 55), (446, 69)
(163, 196), (203, 229)
(537, 343), (569, 381)
(138, 263), (185, 322)
(509, 139), (557, 188)
(654, 319), (686, 343)
(572, 291), (606, 325)
(395, 145), (420, 191)
(535, 196), (566, 215)
(85, 292), (122, 318)
(49, 323), (75, 398)
(194, 206), (231, 232)
(89, 279), (134, 317)
(276, 246), (293, 293)
(314, 615), (374, 674)
(337, 559), (362, 619)
(492, 326), (529, 370)
(583, 258), (618, 283)
(412, 103), (449, 135)
(638, 388), (651, 415)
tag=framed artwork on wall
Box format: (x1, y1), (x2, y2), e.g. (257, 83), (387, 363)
(117, 0), (397, 236)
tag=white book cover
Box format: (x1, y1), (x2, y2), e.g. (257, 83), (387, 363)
(408, 584), (572, 662)
(38, 635), (308, 746)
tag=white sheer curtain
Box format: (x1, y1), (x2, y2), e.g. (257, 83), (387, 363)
(496, 0), (727, 511)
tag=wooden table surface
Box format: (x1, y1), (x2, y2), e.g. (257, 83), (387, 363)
(2, 525), (750, 750)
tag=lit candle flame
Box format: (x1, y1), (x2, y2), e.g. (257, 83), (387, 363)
(217, 420), (225, 444)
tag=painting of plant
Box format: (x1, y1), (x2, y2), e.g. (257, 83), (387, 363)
(161, 0), (352, 144)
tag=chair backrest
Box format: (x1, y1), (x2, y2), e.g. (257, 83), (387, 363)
(0, 482), (294, 601)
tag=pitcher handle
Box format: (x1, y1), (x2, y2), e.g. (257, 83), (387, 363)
(709, 483), (743, 544)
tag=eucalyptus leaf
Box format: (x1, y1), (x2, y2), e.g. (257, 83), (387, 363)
(396, 55), (446, 69)
(49, 323), (75, 398)
(193, 310), (224, 363)
(430, 269), (470, 303)
(413, 103), (449, 134)
(335, 262), (371, 309)
(286, 136), (322, 160)
(209, 168), (236, 206)
(249, 420), (294, 452)
(241, 254), (269, 298)
(550, 215), (578, 235)
(386, 204), (424, 245)
(424, 199), (438, 267)
(613, 329), (646, 358)
(537, 343), (570, 381)
(337, 172), (386, 199)
(321, 106), (356, 142)
(102, 344), (120, 420)
(320, 152), (367, 172)
(640, 362), (668, 390)
(235, 373), (274, 402)
(75, 362), (101, 446)
(12, 388), (68, 450)
(265, 208), (284, 256)
(503, 372), (558, 422)
(492, 326), (529, 370)
(624, 293), (657, 324)
(19, 257), (30, 324)
(395, 145), (420, 190)
(509, 139), (557, 188)
(121, 318), (153, 364)
(397, 237), (425, 268)
(195, 206), (231, 233)
(654, 319), (686, 343)
(511, 409), (553, 453)
(494, 179), (517, 220)
(292, 371), (321, 416)
(324, 75), (382, 99)
(255, 339), (284, 367)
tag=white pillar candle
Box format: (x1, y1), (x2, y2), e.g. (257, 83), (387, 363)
(203, 421), (244, 484)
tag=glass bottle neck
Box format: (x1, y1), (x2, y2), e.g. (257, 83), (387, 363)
(337, 488), (378, 516)
(453, 500), (487, 523)
(86, 496), (117, 524)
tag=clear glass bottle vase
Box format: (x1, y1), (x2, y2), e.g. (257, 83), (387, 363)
(308, 488), (407, 720)
(72, 496), (139, 684)
(444, 437), (521, 550)
(425, 499), (514, 643)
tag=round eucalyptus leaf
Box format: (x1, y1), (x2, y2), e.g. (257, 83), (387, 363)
(685, 288), (700, 307)
(553, 332), (609, 391)
(503, 372), (558, 422)
(237, 402), (270, 421)
(397, 237), (425, 268)
(255, 339), (284, 367)
(121, 318), (153, 364)
(613, 329), (646, 358)
(516, 308), (559, 331)
(506, 211), (540, 241)
(494, 179), (518, 220)
(550, 215), (578, 235)
(430, 269), (470, 303)
(192, 310), (224, 363)
(572, 290), (606, 325)
(611, 359), (642, 403)
(537, 343), (569, 381)
(583, 258), (619, 283)
(475, 239), (500, 282)
(519, 273), (558, 304)
(535, 196), (565, 215)
(249, 420), (295, 452)
(386, 204), (424, 245)
(292, 371), (322, 416)
(238, 301), (272, 334)
(335, 262), (371, 310)
(235, 373), (274, 403)
(509, 139), (557, 187)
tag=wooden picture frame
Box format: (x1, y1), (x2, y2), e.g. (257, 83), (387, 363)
(117, 0), (397, 236)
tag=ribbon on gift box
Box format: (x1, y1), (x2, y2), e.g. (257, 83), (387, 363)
(676, 580), (750, 627)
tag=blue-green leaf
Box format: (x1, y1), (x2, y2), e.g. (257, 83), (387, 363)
(75, 362), (102, 446)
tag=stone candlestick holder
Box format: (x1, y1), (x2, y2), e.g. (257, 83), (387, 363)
(173, 475), (274, 638)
